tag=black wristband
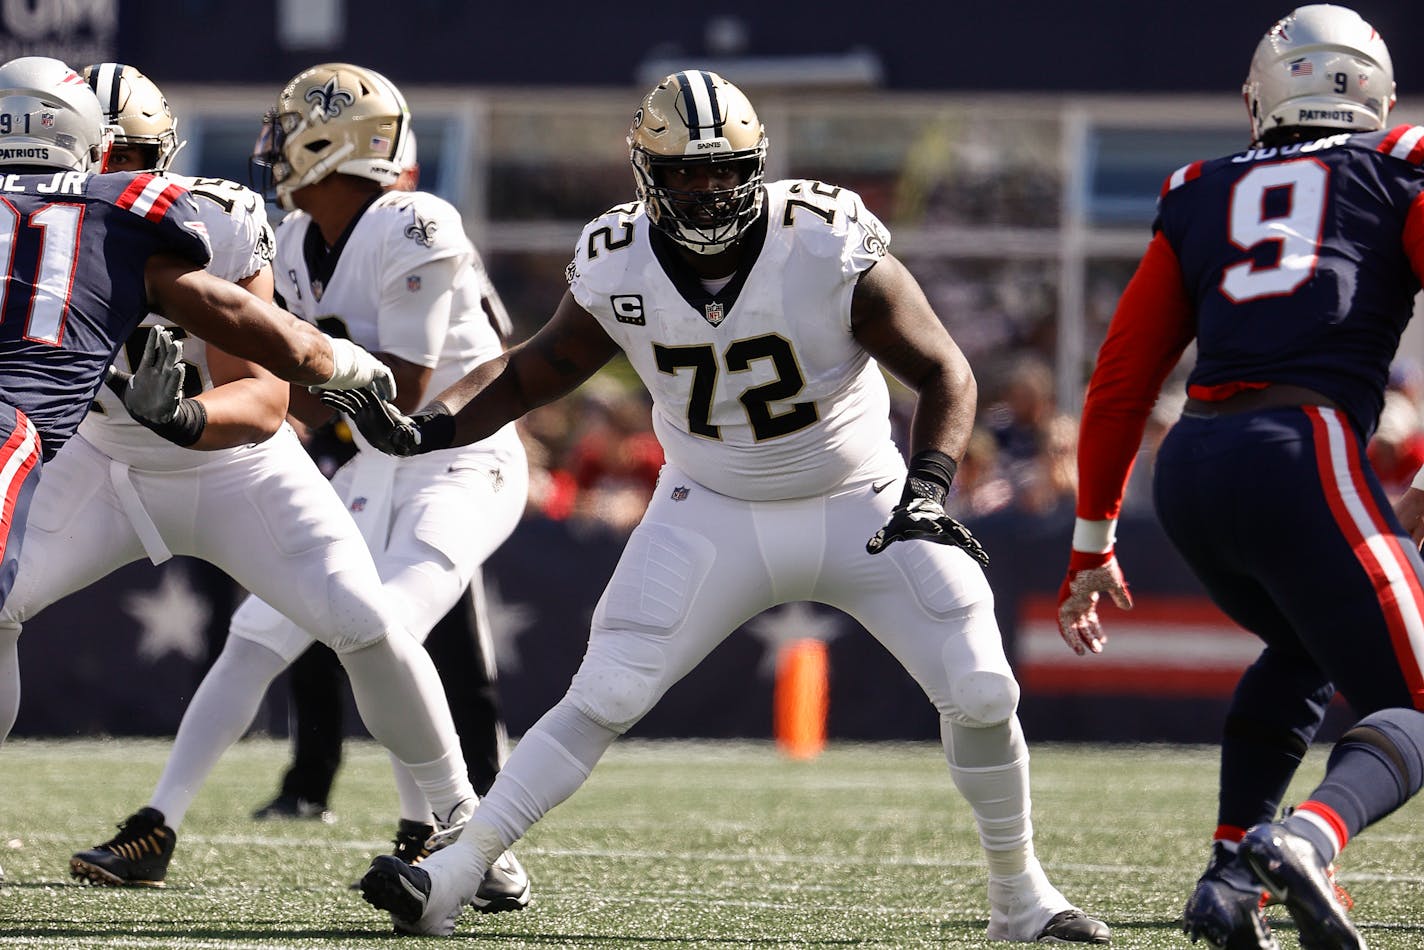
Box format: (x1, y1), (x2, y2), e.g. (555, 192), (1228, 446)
(137, 398), (207, 447)
(900, 449), (959, 507)
(411, 401), (455, 455)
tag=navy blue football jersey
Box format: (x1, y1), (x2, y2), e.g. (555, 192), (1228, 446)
(0, 169), (211, 458)
(1156, 127), (1424, 440)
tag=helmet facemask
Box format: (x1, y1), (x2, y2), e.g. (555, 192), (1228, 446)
(249, 63), (408, 211)
(82, 63), (184, 174)
(628, 70), (767, 255)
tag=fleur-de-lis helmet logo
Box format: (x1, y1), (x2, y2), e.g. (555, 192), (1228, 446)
(305, 75), (355, 119)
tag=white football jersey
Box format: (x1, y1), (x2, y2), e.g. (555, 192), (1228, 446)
(80, 174), (276, 468)
(568, 179), (896, 501)
(272, 190), (509, 403)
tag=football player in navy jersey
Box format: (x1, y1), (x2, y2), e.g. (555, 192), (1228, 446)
(0, 55), (395, 613)
(1058, 6), (1424, 948)
(337, 69), (1108, 943)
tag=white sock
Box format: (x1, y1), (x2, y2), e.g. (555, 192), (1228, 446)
(944, 716), (1035, 879)
(150, 637), (287, 830)
(0, 621), (19, 745)
(470, 700), (616, 848)
(389, 755), (432, 824)
(339, 630), (474, 815)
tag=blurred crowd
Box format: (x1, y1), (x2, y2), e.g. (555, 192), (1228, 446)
(481, 350), (1424, 537)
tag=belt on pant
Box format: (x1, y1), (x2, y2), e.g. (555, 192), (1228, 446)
(1181, 384), (1339, 419)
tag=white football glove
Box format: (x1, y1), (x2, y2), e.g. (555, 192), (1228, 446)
(312, 336), (396, 402)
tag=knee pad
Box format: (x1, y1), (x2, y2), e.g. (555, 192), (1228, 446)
(948, 670), (1020, 727)
(321, 567), (395, 654)
(1334, 710), (1424, 789)
(565, 639), (666, 734)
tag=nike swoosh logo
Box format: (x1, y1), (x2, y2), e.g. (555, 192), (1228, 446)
(872, 479), (896, 494)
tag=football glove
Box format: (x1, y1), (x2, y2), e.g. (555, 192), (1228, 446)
(866, 496), (989, 566)
(1056, 550), (1132, 656)
(312, 336), (396, 401)
(318, 386), (433, 457)
(103, 327), (208, 447)
(110, 325), (184, 424)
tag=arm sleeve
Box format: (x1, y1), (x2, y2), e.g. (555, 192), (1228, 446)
(1076, 230), (1197, 521)
(1403, 189), (1424, 284)
(375, 253), (461, 368)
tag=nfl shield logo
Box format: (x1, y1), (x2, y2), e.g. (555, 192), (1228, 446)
(351, 497), (367, 512)
(703, 301), (725, 326)
(671, 485), (690, 501)
(406, 275), (422, 292)
(41, 112), (54, 128)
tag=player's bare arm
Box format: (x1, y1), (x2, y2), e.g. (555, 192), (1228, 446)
(145, 253), (392, 395)
(849, 253), (975, 459)
(436, 290), (620, 445)
(187, 267), (290, 449)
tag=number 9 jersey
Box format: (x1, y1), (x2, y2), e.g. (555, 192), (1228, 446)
(1158, 128), (1424, 440)
(567, 179), (899, 502)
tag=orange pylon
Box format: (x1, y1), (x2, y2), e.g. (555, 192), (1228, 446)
(774, 638), (828, 759)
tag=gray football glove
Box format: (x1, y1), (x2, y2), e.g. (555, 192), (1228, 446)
(110, 325), (185, 424)
(866, 496), (989, 566)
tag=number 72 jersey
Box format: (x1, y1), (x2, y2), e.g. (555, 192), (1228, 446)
(1155, 126), (1424, 439)
(567, 179), (898, 502)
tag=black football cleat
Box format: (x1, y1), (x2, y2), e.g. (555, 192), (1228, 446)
(1183, 844), (1279, 949)
(251, 793), (335, 824)
(70, 807), (176, 887)
(1240, 823), (1363, 950)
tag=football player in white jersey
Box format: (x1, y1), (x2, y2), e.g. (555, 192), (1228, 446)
(235, 63), (530, 907)
(342, 70), (1109, 943)
(0, 62), (479, 889)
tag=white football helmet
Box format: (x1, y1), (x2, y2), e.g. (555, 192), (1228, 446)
(1243, 4), (1395, 145)
(82, 63), (184, 173)
(629, 69), (766, 255)
(251, 62), (409, 210)
(0, 56), (111, 172)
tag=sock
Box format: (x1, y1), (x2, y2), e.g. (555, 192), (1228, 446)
(150, 637), (287, 829)
(338, 628), (476, 816)
(1217, 649), (1332, 832)
(0, 620), (19, 745)
(1284, 708), (1424, 864)
(944, 716), (1034, 879)
(470, 699), (617, 848)
(389, 755), (432, 824)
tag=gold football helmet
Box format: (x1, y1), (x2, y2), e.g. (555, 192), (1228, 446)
(629, 70), (767, 254)
(81, 63), (183, 173)
(251, 63), (409, 210)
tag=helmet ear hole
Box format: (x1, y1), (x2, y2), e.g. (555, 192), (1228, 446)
(304, 139), (330, 153)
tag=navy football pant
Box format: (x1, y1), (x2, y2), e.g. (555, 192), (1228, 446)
(1153, 405), (1424, 836)
(0, 404), (42, 613)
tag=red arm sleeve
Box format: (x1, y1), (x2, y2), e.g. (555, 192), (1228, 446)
(1076, 231), (1197, 521)
(1403, 189), (1424, 284)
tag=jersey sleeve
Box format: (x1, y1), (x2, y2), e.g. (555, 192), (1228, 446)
(1076, 230), (1197, 521)
(373, 193), (470, 365)
(184, 179), (274, 283)
(839, 189), (891, 278)
(567, 203), (640, 314)
(105, 172), (213, 268)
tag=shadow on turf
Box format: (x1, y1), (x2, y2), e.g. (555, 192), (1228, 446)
(4, 925), (870, 944)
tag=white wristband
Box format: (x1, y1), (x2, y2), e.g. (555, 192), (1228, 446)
(1072, 517), (1117, 554)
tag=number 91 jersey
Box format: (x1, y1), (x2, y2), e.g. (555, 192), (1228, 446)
(1157, 127), (1424, 439)
(80, 175), (275, 467)
(568, 179), (898, 502)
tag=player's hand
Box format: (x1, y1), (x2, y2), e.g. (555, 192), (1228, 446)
(313, 336), (396, 402)
(866, 497), (989, 566)
(1394, 486), (1424, 549)
(1056, 550), (1132, 655)
(116, 326), (185, 424)
(318, 386), (421, 456)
